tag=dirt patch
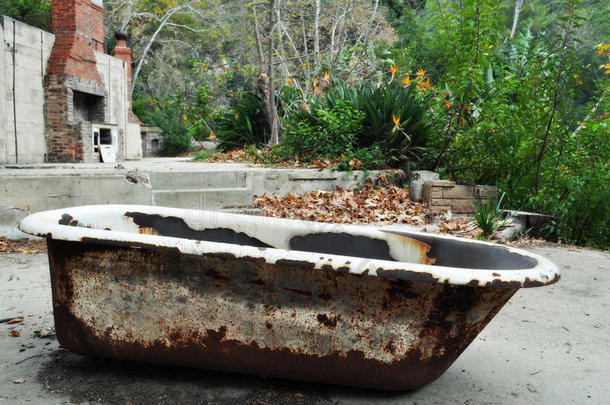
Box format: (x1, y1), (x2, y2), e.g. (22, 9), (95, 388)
(0, 237), (47, 254)
(38, 349), (340, 405)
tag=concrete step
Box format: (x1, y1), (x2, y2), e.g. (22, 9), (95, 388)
(148, 170), (247, 190)
(152, 187), (253, 210)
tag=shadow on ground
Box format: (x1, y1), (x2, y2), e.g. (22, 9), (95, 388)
(38, 348), (407, 405)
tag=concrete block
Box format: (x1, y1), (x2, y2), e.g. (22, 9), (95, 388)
(425, 180), (456, 187)
(473, 185), (499, 199)
(254, 169), (386, 197)
(152, 187), (253, 210)
(410, 170), (439, 182)
(442, 185), (474, 199)
(288, 172), (338, 181)
(451, 199), (477, 214)
(430, 199), (454, 207)
(423, 182), (450, 203)
(410, 171), (440, 200)
(148, 171), (247, 189)
(430, 205), (451, 213)
(430, 187), (443, 199)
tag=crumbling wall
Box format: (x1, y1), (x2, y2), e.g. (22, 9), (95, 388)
(0, 16), (54, 164)
(1, 11), (140, 164)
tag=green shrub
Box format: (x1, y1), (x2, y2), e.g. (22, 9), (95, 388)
(284, 80), (430, 167)
(281, 100), (365, 160)
(1, 0), (52, 31)
(534, 86), (610, 248)
(215, 93), (269, 151)
(193, 150), (215, 161)
(336, 144), (386, 171)
(142, 107), (190, 156)
(133, 92), (192, 156)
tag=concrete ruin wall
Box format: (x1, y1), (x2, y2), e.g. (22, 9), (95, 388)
(0, 16), (54, 164)
(0, 15), (140, 164)
(95, 51), (135, 160)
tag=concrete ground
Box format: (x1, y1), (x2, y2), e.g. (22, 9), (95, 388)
(1, 245), (608, 405)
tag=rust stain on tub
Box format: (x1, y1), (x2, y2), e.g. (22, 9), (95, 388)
(383, 230), (436, 265)
(138, 227), (159, 235)
(46, 238), (519, 390)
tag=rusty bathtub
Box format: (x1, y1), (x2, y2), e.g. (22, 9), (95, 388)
(19, 204), (559, 390)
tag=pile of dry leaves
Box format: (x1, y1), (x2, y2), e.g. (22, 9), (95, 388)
(0, 237), (46, 254)
(253, 181), (481, 238)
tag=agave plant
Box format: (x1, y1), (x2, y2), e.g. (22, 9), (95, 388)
(473, 192), (510, 236)
(281, 78), (431, 167)
(215, 93), (270, 151)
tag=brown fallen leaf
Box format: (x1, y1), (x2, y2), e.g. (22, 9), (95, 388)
(13, 378), (25, 384)
(10, 329), (21, 337)
(7, 317), (24, 325)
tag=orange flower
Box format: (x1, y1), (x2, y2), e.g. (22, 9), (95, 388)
(182, 114), (188, 121)
(392, 114), (401, 130)
(313, 78), (318, 87)
(286, 78), (293, 84)
(209, 132), (216, 141)
(416, 68), (426, 77)
(235, 113), (239, 120)
(417, 77), (430, 89)
(444, 100), (452, 108)
(324, 71), (330, 81)
(401, 75), (411, 87)
(597, 43), (610, 56)
(390, 65), (398, 76)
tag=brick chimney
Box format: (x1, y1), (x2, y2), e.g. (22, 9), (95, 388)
(111, 32), (131, 85)
(47, 0), (105, 89)
(45, 0), (107, 162)
(112, 31), (140, 123)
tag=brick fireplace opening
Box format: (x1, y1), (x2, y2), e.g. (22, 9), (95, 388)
(73, 91), (106, 122)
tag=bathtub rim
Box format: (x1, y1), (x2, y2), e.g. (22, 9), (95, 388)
(19, 204), (560, 288)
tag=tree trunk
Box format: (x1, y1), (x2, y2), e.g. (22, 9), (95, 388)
(252, 4), (265, 72)
(314, 0), (320, 64)
(257, 73), (273, 142)
(510, 0), (524, 39)
(268, 0), (279, 145)
(131, 5), (185, 95)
